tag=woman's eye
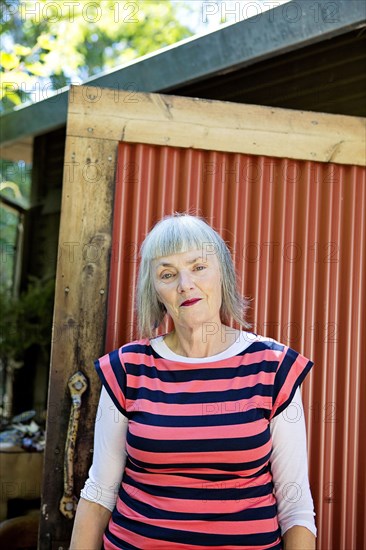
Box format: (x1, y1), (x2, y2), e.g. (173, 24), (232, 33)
(161, 272), (173, 279)
(195, 265), (206, 271)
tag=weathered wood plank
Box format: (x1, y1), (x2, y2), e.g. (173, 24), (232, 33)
(38, 135), (118, 549)
(67, 85), (366, 166)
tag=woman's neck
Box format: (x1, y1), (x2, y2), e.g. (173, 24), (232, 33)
(163, 325), (242, 358)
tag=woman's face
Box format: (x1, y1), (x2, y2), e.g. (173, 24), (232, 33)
(152, 248), (222, 330)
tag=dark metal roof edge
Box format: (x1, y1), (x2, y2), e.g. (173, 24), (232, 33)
(1, 0), (365, 145)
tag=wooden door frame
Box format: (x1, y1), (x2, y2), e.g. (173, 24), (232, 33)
(38, 84), (365, 549)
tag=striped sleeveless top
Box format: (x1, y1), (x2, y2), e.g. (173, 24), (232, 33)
(95, 334), (314, 549)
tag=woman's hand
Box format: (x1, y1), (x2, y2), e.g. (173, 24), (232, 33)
(282, 525), (316, 549)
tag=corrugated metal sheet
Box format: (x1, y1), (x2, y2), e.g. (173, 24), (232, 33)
(105, 142), (365, 550)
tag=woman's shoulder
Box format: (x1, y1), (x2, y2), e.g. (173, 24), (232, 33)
(119, 337), (153, 353)
(245, 332), (285, 351)
(248, 334), (314, 370)
(95, 338), (158, 365)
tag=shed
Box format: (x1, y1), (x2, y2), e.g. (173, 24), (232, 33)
(0, 1), (365, 548)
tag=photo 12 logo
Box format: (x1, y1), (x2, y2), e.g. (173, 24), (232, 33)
(201, 1), (340, 24)
(3, 1), (141, 24)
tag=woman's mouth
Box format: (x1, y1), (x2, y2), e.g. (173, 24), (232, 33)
(180, 299), (202, 307)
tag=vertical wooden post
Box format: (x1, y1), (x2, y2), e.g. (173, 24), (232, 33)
(38, 91), (119, 548)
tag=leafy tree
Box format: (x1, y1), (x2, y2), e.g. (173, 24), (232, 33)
(0, 274), (55, 362)
(0, 0), (195, 112)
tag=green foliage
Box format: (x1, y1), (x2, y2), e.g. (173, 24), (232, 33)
(0, 0), (195, 112)
(0, 206), (17, 291)
(0, 275), (55, 363)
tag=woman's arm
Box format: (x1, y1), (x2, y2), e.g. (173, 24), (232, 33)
(69, 498), (111, 550)
(70, 387), (128, 548)
(270, 387), (317, 547)
(283, 525), (316, 549)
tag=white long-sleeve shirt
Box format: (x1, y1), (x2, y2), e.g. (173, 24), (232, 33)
(81, 333), (317, 538)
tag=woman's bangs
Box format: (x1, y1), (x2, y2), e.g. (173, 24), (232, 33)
(147, 224), (211, 261)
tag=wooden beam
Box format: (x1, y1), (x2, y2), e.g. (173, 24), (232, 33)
(67, 86), (366, 166)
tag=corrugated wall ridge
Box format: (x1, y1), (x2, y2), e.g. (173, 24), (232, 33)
(106, 143), (365, 549)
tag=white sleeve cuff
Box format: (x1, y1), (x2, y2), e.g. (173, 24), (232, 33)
(80, 479), (117, 512)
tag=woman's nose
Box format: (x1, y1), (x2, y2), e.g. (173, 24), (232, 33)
(177, 271), (194, 292)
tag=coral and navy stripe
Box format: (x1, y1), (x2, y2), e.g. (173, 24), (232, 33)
(94, 338), (313, 549)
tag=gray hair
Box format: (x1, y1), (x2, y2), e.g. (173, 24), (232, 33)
(136, 213), (251, 338)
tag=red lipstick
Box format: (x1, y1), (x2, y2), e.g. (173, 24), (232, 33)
(180, 298), (202, 307)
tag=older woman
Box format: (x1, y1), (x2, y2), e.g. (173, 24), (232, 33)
(70, 214), (317, 550)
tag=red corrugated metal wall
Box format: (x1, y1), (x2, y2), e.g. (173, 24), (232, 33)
(105, 142), (365, 550)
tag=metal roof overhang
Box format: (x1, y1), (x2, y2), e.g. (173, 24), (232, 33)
(0, 0), (365, 146)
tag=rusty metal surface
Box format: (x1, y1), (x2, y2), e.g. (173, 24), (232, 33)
(59, 372), (88, 519)
(105, 143), (365, 550)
